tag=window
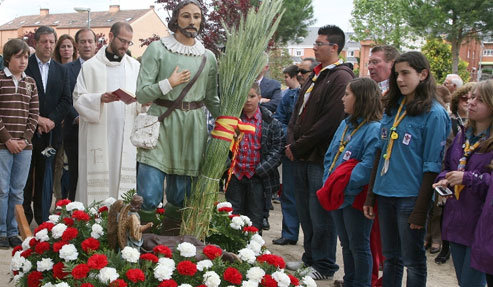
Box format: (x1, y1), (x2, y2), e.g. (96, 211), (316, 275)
(348, 50), (355, 57)
(295, 49), (303, 56)
(484, 49), (493, 56)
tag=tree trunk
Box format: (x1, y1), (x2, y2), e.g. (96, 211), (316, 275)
(451, 38), (460, 74)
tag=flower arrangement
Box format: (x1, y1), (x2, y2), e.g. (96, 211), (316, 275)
(11, 199), (316, 287)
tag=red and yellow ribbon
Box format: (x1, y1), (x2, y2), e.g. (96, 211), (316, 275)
(211, 116), (256, 191)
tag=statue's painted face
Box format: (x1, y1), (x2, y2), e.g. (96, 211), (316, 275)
(177, 3), (202, 38)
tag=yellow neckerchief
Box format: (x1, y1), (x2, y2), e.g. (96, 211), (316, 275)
(381, 97), (407, 175)
(328, 119), (367, 173)
(454, 131), (487, 199)
(298, 60), (342, 115)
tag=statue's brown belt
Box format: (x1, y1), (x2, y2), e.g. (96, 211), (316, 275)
(154, 99), (204, 111)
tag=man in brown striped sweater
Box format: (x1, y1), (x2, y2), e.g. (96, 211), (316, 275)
(0, 39), (39, 249)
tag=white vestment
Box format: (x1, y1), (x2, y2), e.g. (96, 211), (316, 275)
(73, 47), (141, 205)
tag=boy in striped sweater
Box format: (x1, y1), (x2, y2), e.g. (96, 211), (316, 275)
(0, 39), (39, 249)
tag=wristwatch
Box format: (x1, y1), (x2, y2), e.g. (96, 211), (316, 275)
(24, 139), (29, 145)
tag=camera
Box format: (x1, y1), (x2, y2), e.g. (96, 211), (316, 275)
(434, 186), (453, 197)
(41, 146), (57, 158)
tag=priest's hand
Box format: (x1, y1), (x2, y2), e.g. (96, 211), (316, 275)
(101, 92), (119, 103)
(168, 66), (191, 88)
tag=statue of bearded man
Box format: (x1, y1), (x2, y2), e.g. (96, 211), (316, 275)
(135, 0), (220, 222)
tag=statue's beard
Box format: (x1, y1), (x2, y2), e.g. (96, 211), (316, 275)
(178, 25), (199, 38)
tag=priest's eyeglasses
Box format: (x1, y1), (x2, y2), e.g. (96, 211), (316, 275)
(116, 36), (134, 46)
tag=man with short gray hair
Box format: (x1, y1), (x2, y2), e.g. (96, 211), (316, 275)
(443, 74), (463, 94)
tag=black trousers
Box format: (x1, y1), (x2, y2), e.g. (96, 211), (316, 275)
(64, 140), (78, 201)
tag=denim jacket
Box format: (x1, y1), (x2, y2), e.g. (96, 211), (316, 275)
(274, 87), (300, 136)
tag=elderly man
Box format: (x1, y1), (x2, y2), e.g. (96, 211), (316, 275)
(297, 57), (317, 86)
(443, 74), (463, 94)
(135, 0), (220, 220)
(368, 45), (399, 93)
(73, 22), (140, 205)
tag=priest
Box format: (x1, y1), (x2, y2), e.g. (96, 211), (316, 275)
(73, 22), (140, 205)
(136, 0), (220, 218)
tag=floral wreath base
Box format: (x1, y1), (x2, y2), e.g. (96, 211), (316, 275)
(10, 199), (317, 287)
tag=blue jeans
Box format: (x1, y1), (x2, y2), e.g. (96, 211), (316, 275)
(293, 161), (339, 276)
(137, 163), (192, 210)
(280, 156), (299, 241)
(449, 242), (486, 286)
(0, 149), (32, 237)
(377, 195), (427, 287)
(332, 206), (373, 287)
(225, 175), (264, 230)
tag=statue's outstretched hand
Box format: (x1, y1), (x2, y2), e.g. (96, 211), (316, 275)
(168, 66), (191, 88)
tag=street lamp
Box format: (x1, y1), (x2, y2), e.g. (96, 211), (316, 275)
(74, 7), (91, 28)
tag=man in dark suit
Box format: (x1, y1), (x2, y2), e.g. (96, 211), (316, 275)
(23, 26), (71, 225)
(257, 61), (281, 113)
(63, 28), (97, 202)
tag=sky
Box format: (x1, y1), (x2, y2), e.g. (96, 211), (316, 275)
(0, 0), (354, 31)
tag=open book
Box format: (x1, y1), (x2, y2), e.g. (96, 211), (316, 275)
(112, 88), (136, 104)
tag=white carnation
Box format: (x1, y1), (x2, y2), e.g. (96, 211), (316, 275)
(88, 207), (98, 216)
(250, 234), (265, 246)
(177, 242), (196, 257)
(103, 197), (117, 207)
(216, 202), (232, 211)
(59, 244), (78, 261)
(48, 215), (60, 224)
(302, 276), (316, 287)
(246, 267), (265, 282)
(91, 223), (104, 239)
(203, 271), (221, 287)
(122, 246), (140, 263)
(247, 241), (262, 256)
(55, 283), (70, 287)
(262, 249), (271, 255)
(157, 202), (164, 208)
(66, 201), (85, 211)
(22, 236), (33, 250)
(179, 285), (193, 287)
(238, 248), (256, 264)
(37, 258), (54, 272)
(158, 257), (176, 268)
(240, 215), (252, 226)
(154, 264), (174, 281)
(41, 283), (54, 287)
(95, 217), (102, 224)
(51, 223), (67, 239)
(242, 280), (259, 287)
(231, 216), (244, 228)
(98, 267), (119, 283)
(272, 271), (291, 287)
(35, 228), (50, 242)
(22, 259), (32, 273)
(10, 251), (26, 271)
(197, 259), (213, 271)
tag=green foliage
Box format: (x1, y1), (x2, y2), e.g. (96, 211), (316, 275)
(273, 0), (315, 45)
(268, 48), (294, 83)
(421, 38), (471, 84)
(403, 0), (493, 73)
(350, 0), (418, 50)
(120, 189), (137, 204)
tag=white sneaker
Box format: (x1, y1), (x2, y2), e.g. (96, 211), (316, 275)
(286, 261), (304, 271)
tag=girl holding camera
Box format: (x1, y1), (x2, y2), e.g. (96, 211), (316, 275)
(434, 79), (493, 286)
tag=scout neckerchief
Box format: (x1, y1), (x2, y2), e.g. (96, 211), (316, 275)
(328, 119), (367, 173)
(381, 97), (407, 175)
(454, 128), (488, 199)
(298, 60), (342, 115)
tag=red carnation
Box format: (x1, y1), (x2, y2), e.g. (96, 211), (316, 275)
(56, 199), (71, 207)
(261, 274), (278, 287)
(72, 210), (91, 221)
(288, 274), (300, 286)
(243, 226), (259, 233)
(229, 214), (240, 219)
(53, 262), (69, 279)
(109, 279), (128, 287)
(153, 245), (172, 258)
(72, 263), (90, 279)
(140, 253), (159, 263)
(34, 241), (50, 254)
(27, 271), (43, 287)
(218, 206), (233, 212)
(88, 253), (108, 270)
(176, 260), (197, 276)
(53, 240), (68, 252)
(126, 268), (145, 283)
(12, 245), (22, 256)
(63, 217), (74, 226)
(158, 279), (178, 287)
(197, 285), (207, 287)
(61, 227), (78, 241)
(203, 245), (222, 260)
(223, 267), (243, 285)
(81, 284), (95, 287)
(256, 254), (286, 269)
(156, 208), (165, 214)
(82, 237), (100, 253)
(21, 249), (33, 258)
(98, 206), (108, 213)
(29, 238), (38, 247)
(34, 222), (54, 234)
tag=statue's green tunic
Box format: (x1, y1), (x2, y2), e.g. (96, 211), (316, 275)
(136, 36), (220, 176)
